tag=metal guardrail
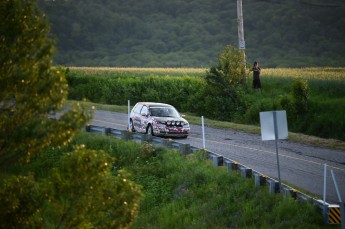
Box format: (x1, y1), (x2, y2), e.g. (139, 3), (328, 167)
(85, 124), (342, 225)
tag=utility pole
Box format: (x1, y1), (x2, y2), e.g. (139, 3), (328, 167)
(237, 0), (246, 84)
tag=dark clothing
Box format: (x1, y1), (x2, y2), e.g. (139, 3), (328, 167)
(253, 66), (261, 80)
(252, 66), (261, 89)
(253, 78), (261, 89)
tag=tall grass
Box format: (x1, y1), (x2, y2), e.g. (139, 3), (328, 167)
(22, 133), (325, 228)
(67, 67), (207, 77)
(262, 67), (345, 101)
(263, 67), (345, 80)
(68, 66), (345, 80)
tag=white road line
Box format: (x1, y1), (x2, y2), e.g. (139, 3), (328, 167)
(188, 136), (345, 173)
(93, 119), (345, 173)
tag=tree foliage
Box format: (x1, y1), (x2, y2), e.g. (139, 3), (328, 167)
(291, 78), (310, 118)
(205, 45), (244, 89)
(38, 0), (345, 67)
(0, 0), (91, 167)
(0, 174), (42, 228)
(1, 0), (142, 227)
(0, 148), (142, 228)
(203, 45), (247, 120)
(38, 148), (142, 228)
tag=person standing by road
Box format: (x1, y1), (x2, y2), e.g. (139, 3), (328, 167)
(252, 61), (261, 90)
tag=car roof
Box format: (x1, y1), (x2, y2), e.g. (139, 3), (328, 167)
(137, 102), (173, 108)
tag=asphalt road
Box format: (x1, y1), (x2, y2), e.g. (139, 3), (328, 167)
(92, 110), (345, 204)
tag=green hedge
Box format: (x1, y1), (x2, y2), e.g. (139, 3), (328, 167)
(66, 71), (345, 141)
(67, 73), (205, 113)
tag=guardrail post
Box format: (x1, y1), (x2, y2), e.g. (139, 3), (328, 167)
(284, 188), (297, 199)
(105, 128), (111, 136)
(179, 143), (191, 155)
(224, 160), (238, 172)
(141, 134), (151, 143)
(323, 204), (330, 224)
(268, 180), (280, 195)
(212, 155), (223, 167)
(326, 205), (342, 225)
(121, 130), (132, 140)
(162, 138), (172, 148)
(190, 146), (200, 153)
(240, 168), (252, 178)
(254, 174), (266, 187)
(224, 160), (231, 171)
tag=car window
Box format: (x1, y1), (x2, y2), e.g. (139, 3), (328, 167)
(165, 107), (180, 117)
(150, 107), (179, 117)
(140, 106), (148, 115)
(133, 104), (143, 114)
(149, 107), (162, 117)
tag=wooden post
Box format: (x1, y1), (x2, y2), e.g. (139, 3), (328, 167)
(237, 0), (246, 84)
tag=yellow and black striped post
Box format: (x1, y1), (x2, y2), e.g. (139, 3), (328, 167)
(328, 205), (341, 225)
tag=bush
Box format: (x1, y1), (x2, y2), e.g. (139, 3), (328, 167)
(203, 45), (247, 121)
(0, 145), (142, 228)
(291, 78), (310, 118)
(66, 73), (204, 113)
(38, 148), (142, 228)
(305, 99), (345, 140)
(0, 175), (42, 228)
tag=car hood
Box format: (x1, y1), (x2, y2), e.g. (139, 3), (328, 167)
(153, 116), (188, 123)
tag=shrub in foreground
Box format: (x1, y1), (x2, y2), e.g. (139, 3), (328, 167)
(0, 146), (142, 228)
(3, 132), (324, 228)
(74, 133), (325, 228)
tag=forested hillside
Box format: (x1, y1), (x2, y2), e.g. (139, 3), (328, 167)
(39, 0), (345, 68)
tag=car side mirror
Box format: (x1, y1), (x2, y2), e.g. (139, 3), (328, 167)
(181, 114), (186, 118)
(141, 111), (148, 116)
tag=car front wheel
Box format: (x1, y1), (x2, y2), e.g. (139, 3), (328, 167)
(129, 119), (135, 132)
(147, 125), (154, 136)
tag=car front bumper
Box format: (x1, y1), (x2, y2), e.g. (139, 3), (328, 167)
(153, 125), (190, 137)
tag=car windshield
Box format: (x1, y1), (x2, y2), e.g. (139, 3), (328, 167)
(150, 107), (180, 117)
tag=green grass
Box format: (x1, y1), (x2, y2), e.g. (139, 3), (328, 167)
(35, 133), (328, 228)
(80, 134), (328, 228)
(8, 132), (329, 228)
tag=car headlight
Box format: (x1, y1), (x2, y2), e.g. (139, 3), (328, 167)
(176, 121), (180, 125)
(167, 121), (171, 125)
(154, 119), (166, 125)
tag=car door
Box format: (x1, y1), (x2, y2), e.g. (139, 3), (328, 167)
(132, 103), (142, 131)
(139, 105), (149, 133)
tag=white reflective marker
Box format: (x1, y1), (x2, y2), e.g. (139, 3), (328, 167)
(323, 163), (327, 215)
(202, 116), (206, 149)
(331, 169), (342, 202)
(128, 100), (130, 131)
